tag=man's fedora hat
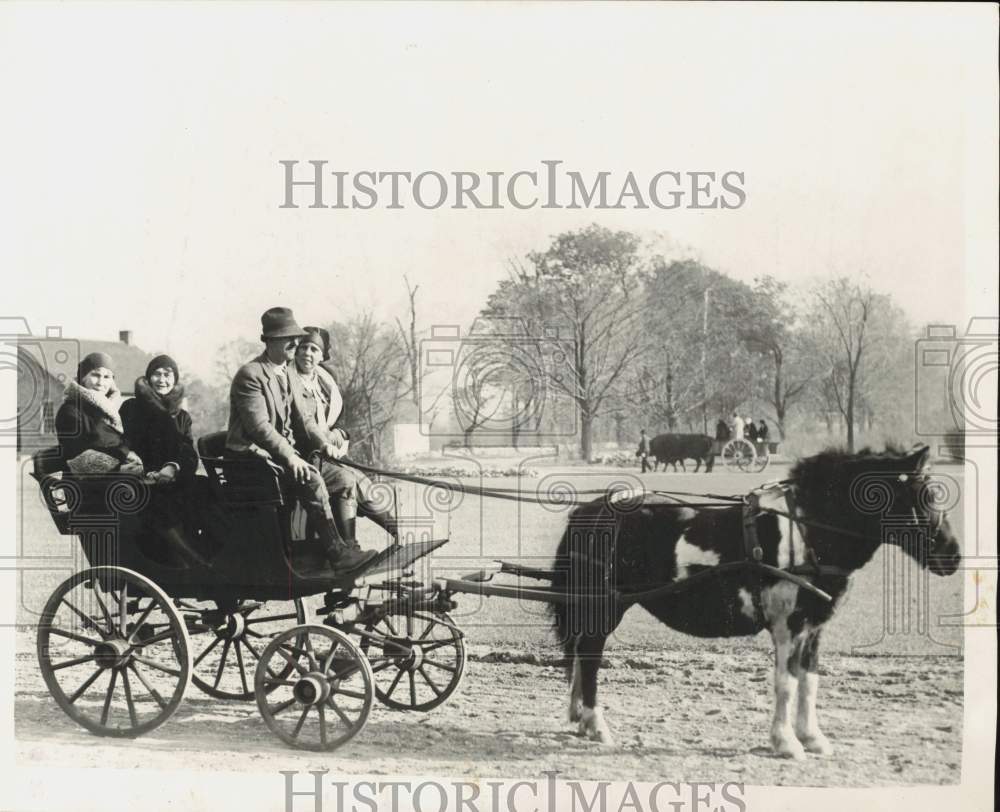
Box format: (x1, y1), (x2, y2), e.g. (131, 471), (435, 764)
(260, 307), (308, 341)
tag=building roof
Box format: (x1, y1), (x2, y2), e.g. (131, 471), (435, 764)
(17, 337), (156, 397)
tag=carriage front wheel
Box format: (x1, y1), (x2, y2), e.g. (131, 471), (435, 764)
(37, 566), (192, 738)
(254, 624), (374, 751)
(359, 611), (466, 712)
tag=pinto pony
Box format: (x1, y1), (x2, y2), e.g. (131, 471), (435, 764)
(551, 445), (961, 758)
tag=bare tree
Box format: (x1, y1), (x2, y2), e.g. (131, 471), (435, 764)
(394, 274), (420, 411)
(810, 277), (881, 451)
(485, 225), (649, 461)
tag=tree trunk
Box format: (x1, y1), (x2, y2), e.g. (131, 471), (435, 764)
(580, 412), (593, 462)
(846, 371), (857, 452)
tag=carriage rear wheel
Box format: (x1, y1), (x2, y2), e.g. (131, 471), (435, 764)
(358, 611), (466, 712)
(37, 566), (191, 738)
(254, 624), (374, 751)
(722, 439), (757, 473)
(175, 598), (306, 700)
(748, 442), (770, 473)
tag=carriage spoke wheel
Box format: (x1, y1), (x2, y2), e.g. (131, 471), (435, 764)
(748, 445), (770, 474)
(174, 598), (306, 700)
(37, 566), (191, 738)
(722, 439), (757, 473)
(359, 611), (465, 712)
(255, 624), (373, 751)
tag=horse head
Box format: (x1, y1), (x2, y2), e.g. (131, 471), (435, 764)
(790, 444), (962, 576)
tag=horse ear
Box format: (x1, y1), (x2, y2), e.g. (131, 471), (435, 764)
(908, 444), (932, 471)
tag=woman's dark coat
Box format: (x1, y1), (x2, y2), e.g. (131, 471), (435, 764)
(120, 380), (199, 483)
(55, 396), (132, 464)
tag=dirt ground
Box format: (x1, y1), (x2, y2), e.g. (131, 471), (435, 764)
(13, 461), (966, 787)
(15, 638), (962, 786)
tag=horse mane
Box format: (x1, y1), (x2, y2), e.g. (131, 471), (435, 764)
(788, 444), (914, 515)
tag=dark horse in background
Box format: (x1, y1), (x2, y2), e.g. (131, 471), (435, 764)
(551, 445), (961, 758)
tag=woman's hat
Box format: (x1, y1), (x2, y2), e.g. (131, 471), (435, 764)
(260, 307), (307, 341)
(77, 352), (114, 381)
(146, 354), (180, 381)
(301, 326), (331, 361)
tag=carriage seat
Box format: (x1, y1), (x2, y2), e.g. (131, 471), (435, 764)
(31, 447), (75, 534)
(197, 431), (286, 507)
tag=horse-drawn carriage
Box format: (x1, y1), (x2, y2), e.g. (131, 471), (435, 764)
(719, 437), (772, 473)
(31, 435), (960, 759)
(31, 433), (466, 751)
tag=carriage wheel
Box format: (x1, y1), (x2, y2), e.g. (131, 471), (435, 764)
(358, 611), (466, 712)
(175, 598), (306, 700)
(748, 444), (770, 474)
(37, 566), (191, 738)
(254, 624), (373, 751)
(722, 439), (757, 473)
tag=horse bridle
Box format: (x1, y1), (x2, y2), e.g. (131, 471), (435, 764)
(754, 469), (949, 553)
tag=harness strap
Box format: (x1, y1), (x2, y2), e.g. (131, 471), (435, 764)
(741, 494), (766, 624)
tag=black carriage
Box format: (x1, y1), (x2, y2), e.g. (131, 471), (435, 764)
(30, 432), (465, 752)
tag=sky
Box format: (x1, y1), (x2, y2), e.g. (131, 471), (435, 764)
(2, 3), (996, 383)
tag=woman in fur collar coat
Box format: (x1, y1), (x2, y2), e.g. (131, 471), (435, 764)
(120, 355), (199, 486)
(55, 352), (144, 475)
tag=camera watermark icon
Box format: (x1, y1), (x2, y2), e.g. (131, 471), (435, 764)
(915, 317), (998, 440)
(418, 316), (577, 441)
(1, 317), (80, 450)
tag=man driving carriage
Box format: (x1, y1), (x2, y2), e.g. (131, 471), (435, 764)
(225, 307), (378, 574)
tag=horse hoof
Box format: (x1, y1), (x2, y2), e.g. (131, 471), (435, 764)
(579, 708), (615, 746)
(772, 731), (806, 760)
(568, 702), (583, 723)
(800, 734), (833, 755)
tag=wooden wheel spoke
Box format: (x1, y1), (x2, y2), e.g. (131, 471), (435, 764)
(318, 704), (327, 747)
(192, 635), (222, 667)
(234, 639), (250, 695)
(48, 627), (104, 648)
(100, 669), (118, 725)
(368, 659), (394, 675)
(290, 706), (310, 739)
(384, 668), (405, 700)
(326, 697), (353, 727)
(68, 668), (104, 704)
(128, 627), (180, 650)
(382, 617), (399, 637)
(89, 584), (115, 633)
(127, 600), (159, 643)
(420, 639), (455, 654)
(128, 663), (167, 709)
(269, 696), (297, 716)
(417, 666), (443, 696)
(213, 640), (232, 690)
(132, 655), (181, 678)
(272, 644), (309, 676)
(52, 653), (101, 671)
(423, 657), (457, 673)
(121, 668), (139, 727)
(302, 634), (319, 671)
(408, 672), (417, 706)
(332, 687), (367, 701)
(321, 641), (340, 673)
(117, 582), (129, 636)
(263, 678), (297, 688)
(60, 598), (109, 639)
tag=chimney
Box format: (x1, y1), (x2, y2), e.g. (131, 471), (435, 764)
(119, 330), (132, 346)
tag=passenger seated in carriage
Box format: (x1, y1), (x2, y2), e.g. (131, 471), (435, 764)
(121, 354), (199, 487)
(290, 327), (401, 545)
(55, 352), (144, 476)
(226, 307), (377, 575)
(120, 354), (211, 567)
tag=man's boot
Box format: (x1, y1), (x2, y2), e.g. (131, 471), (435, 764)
(331, 495), (361, 552)
(317, 519), (377, 574)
